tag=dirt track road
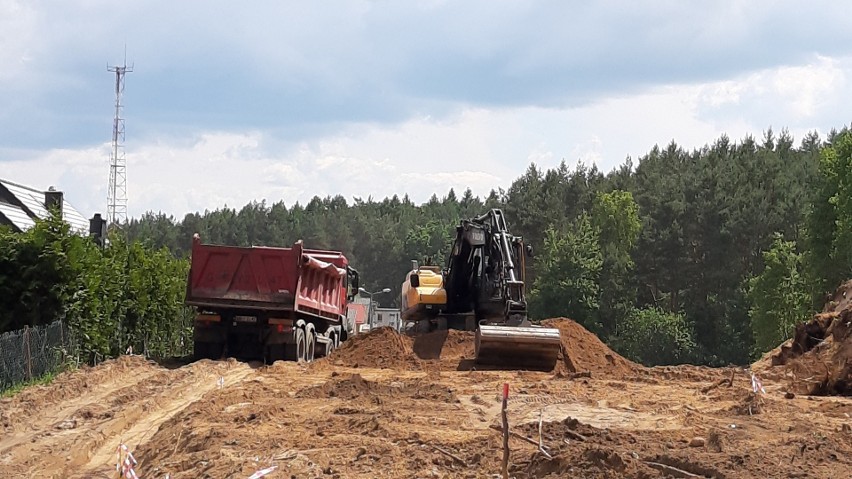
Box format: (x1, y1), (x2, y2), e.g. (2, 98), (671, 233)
(0, 357), (254, 478)
(1, 322), (850, 478)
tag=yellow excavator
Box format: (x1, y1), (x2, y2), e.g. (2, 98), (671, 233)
(401, 209), (561, 369)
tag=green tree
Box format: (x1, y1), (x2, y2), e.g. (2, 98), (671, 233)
(0, 212), (75, 331)
(591, 190), (641, 336)
(807, 129), (852, 299)
(748, 234), (812, 356)
(529, 215), (603, 332)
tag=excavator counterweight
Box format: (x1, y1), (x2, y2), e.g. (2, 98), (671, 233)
(401, 209), (562, 369)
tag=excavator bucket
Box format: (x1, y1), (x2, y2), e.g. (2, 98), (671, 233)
(475, 324), (562, 370)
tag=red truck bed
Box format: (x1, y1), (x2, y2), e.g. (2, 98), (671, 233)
(187, 235), (359, 363)
(187, 235), (351, 322)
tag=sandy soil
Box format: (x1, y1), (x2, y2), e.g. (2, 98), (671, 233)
(1, 318), (850, 478)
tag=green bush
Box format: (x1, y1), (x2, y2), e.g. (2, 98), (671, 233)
(0, 212), (193, 361)
(747, 233), (811, 357)
(612, 307), (697, 366)
(529, 215), (603, 332)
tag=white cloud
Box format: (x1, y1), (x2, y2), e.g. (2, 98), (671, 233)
(0, 118), (509, 217)
(773, 57), (844, 117)
(0, 0), (38, 84)
(693, 55), (846, 120)
(4, 54), (852, 221)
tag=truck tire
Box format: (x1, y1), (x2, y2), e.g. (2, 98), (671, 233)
(306, 329), (316, 362)
(295, 327), (306, 362)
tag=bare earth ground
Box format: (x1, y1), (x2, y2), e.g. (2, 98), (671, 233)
(1, 316), (850, 478)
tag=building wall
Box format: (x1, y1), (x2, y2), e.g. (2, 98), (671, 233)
(373, 308), (401, 330)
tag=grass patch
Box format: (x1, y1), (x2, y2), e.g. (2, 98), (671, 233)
(1, 370), (61, 398)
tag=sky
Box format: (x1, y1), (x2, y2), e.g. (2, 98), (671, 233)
(1, 0), (852, 220)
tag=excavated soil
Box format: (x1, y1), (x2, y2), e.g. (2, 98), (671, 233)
(328, 318), (639, 377)
(2, 318), (851, 478)
(753, 281), (852, 396)
(326, 327), (423, 370)
(542, 317), (641, 378)
(323, 327), (477, 372)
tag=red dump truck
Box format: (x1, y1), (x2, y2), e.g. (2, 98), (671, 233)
(186, 235), (359, 363)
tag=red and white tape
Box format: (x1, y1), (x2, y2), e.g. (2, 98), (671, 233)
(114, 442), (278, 479)
(750, 372), (766, 395)
(116, 443), (140, 479)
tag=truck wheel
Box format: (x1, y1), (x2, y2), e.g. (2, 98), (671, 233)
(306, 330), (316, 362)
(295, 327), (306, 362)
(325, 337), (336, 357)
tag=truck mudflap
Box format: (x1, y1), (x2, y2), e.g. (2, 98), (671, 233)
(475, 324), (562, 370)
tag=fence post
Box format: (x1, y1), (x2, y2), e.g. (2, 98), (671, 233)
(23, 326), (32, 381)
(501, 382), (509, 479)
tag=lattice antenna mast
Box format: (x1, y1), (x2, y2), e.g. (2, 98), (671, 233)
(107, 59), (132, 226)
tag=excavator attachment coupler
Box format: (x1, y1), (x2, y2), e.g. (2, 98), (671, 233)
(475, 324), (562, 370)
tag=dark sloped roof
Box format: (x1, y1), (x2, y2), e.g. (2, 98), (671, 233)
(0, 178), (89, 233)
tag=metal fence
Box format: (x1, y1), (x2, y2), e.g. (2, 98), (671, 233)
(0, 321), (75, 391)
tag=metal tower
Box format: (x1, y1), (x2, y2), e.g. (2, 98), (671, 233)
(107, 61), (132, 226)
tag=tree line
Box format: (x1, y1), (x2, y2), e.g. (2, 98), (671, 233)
(3, 126), (850, 367)
(122, 126), (852, 366)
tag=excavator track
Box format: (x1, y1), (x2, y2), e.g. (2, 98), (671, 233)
(475, 324), (562, 370)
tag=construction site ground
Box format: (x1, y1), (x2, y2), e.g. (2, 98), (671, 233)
(1, 315), (850, 478)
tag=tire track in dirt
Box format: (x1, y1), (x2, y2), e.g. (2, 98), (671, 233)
(78, 360), (255, 477)
(0, 360), (163, 455)
(0, 358), (255, 478)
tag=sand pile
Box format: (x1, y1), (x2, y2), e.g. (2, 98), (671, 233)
(296, 373), (456, 403)
(326, 319), (639, 377)
(329, 327), (422, 370)
(325, 327), (477, 371)
(753, 280), (852, 396)
(541, 318), (640, 377)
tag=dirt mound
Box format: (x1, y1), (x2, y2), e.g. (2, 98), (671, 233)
(329, 327), (423, 370)
(753, 280), (852, 396)
(296, 373), (456, 403)
(511, 418), (723, 479)
(328, 321), (637, 377)
(542, 318), (641, 378)
(321, 327), (476, 371)
(824, 279), (852, 314)
(431, 321), (638, 376)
